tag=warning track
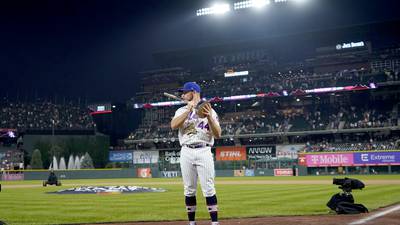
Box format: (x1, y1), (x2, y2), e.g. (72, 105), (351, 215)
(80, 204), (400, 225)
(3, 179), (400, 189)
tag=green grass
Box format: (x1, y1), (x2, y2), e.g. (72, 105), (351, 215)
(0, 175), (399, 225)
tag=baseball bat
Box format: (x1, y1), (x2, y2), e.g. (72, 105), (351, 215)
(163, 92), (184, 101)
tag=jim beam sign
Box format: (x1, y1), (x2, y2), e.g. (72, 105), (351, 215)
(247, 146), (276, 161)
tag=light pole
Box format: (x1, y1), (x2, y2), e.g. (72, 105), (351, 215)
(51, 118), (55, 169)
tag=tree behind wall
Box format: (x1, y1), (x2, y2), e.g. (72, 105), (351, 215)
(81, 152), (94, 169)
(33, 140), (51, 168)
(30, 149), (43, 169)
(50, 144), (63, 159)
(32, 135), (109, 168)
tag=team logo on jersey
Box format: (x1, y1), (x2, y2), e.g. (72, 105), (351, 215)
(183, 122), (197, 135)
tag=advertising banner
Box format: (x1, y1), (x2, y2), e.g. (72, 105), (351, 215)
(301, 151), (400, 167)
(245, 169), (255, 177)
(246, 145), (276, 161)
(277, 145), (304, 159)
(137, 168), (152, 178)
(234, 170), (245, 177)
(353, 151), (400, 165)
(133, 150), (159, 164)
(216, 146), (246, 161)
(109, 151), (133, 162)
(2, 173), (24, 181)
(274, 168), (293, 176)
(298, 154), (307, 166)
(161, 171), (181, 178)
(305, 153), (354, 167)
(161, 150), (181, 164)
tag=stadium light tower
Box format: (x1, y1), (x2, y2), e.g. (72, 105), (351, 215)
(196, 3), (231, 16)
(197, 0), (309, 16)
(213, 3), (231, 14)
(291, 0), (310, 5)
(234, 0), (270, 10)
(253, 0), (270, 8)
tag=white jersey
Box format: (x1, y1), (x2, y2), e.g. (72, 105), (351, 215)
(173, 105), (220, 146)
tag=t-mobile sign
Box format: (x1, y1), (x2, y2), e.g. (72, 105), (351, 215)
(354, 152), (400, 165)
(306, 153), (354, 167)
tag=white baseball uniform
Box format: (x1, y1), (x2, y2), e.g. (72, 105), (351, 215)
(173, 105), (219, 197)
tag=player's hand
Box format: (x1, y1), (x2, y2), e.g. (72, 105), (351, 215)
(187, 92), (200, 110)
(187, 101), (196, 111)
(192, 92), (201, 105)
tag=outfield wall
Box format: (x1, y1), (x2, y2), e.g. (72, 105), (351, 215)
(0, 169), (137, 181)
(5, 166), (399, 181)
(0, 168), (277, 180)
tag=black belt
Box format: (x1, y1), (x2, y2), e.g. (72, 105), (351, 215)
(184, 143), (211, 149)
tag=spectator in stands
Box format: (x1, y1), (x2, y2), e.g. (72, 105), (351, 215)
(0, 99), (94, 130)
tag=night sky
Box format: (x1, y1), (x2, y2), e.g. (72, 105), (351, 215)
(1, 0), (399, 103)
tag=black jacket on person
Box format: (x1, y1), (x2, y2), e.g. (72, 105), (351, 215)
(47, 172), (58, 184)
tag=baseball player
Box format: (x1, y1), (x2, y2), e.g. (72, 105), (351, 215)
(171, 82), (221, 225)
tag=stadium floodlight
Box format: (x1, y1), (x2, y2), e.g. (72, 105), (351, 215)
(253, 0), (270, 8)
(212, 3), (231, 14)
(234, 0), (270, 10)
(291, 0), (309, 3)
(234, 1), (251, 10)
(196, 3), (230, 16)
(274, 0), (287, 3)
(196, 8), (212, 16)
